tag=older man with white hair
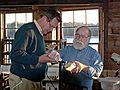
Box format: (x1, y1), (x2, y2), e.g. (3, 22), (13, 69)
(59, 26), (103, 90)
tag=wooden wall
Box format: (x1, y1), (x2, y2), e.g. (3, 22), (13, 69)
(104, 0), (120, 70)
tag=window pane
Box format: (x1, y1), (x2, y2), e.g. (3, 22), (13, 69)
(62, 11), (73, 27)
(6, 14), (15, 28)
(62, 27), (75, 43)
(16, 13), (33, 28)
(52, 29), (56, 40)
(86, 9), (99, 25)
(7, 22), (16, 29)
(6, 29), (17, 39)
(89, 44), (98, 51)
(89, 27), (99, 43)
(16, 13), (33, 23)
(63, 28), (74, 37)
(16, 13), (26, 23)
(90, 36), (99, 43)
(26, 13), (33, 22)
(74, 10), (86, 26)
(66, 37), (74, 43)
(16, 13), (26, 28)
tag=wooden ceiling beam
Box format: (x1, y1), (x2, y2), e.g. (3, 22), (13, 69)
(0, 0), (104, 5)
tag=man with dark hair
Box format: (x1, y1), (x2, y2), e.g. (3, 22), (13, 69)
(9, 8), (61, 90)
(59, 26), (103, 90)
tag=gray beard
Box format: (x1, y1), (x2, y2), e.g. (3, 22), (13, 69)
(73, 39), (89, 50)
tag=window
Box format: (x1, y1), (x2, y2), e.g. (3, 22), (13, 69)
(1, 12), (33, 64)
(5, 13), (33, 39)
(62, 9), (99, 51)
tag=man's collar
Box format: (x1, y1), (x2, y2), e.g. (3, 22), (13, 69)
(34, 20), (43, 36)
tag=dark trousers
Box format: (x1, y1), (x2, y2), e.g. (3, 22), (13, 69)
(60, 82), (88, 90)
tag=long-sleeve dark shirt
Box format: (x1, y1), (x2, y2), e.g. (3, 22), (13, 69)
(10, 22), (47, 82)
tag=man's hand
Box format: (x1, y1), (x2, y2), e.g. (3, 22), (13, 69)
(67, 61), (88, 74)
(39, 50), (60, 63)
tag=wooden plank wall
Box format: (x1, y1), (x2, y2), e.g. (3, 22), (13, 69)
(104, 0), (120, 70)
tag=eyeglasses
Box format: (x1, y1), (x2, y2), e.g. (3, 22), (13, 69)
(75, 33), (89, 39)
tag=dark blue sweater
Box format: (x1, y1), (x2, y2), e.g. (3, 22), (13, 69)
(10, 22), (47, 82)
